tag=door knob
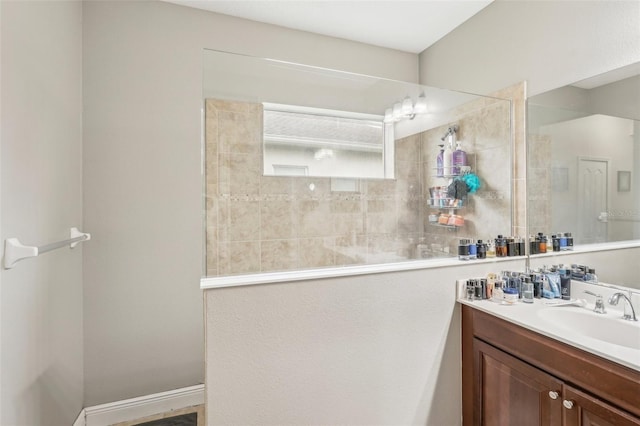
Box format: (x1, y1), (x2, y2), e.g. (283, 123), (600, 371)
(548, 391), (559, 400)
(563, 400), (574, 409)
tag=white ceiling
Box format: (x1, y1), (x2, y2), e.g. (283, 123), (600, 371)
(164, 0), (493, 53)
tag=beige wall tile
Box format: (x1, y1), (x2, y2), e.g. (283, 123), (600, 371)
(218, 110), (262, 155)
(298, 238), (336, 269)
(260, 200), (296, 240)
(228, 153), (260, 195)
(229, 241), (261, 274)
(228, 200), (260, 241)
(260, 239), (298, 272)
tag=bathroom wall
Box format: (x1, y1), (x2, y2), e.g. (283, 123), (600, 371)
(82, 0), (418, 406)
(204, 258), (526, 425)
(419, 0), (640, 97)
(204, 94), (512, 276)
(1, 1), (83, 424)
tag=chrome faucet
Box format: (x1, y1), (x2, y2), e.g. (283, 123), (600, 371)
(583, 290), (606, 314)
(608, 292), (638, 321)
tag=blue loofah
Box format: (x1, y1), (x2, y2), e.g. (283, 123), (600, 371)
(463, 173), (481, 193)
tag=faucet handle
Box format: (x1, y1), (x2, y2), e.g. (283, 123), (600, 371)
(583, 290), (606, 314)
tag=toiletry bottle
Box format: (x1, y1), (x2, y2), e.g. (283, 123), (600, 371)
(559, 233), (568, 251)
(518, 236), (526, 256)
(493, 279), (504, 301)
(588, 268), (598, 283)
(506, 237), (516, 257)
(560, 268), (571, 300)
(552, 234), (560, 252)
(468, 240), (477, 260)
(486, 239), (496, 258)
(458, 239), (469, 261)
(486, 273), (495, 298)
(530, 235), (539, 255)
(538, 233), (547, 254)
(532, 273), (543, 298)
(443, 139), (453, 176)
(522, 276), (534, 303)
(452, 140), (467, 175)
(510, 272), (522, 298)
(466, 280), (476, 301)
(546, 266), (561, 298)
(474, 279), (483, 299)
(565, 232), (574, 250)
(436, 144), (444, 177)
(476, 240), (486, 259)
(495, 235), (507, 257)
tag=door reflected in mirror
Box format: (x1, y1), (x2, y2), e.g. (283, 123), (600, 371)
(527, 62), (640, 245)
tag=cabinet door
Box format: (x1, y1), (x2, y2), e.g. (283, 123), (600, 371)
(475, 339), (563, 426)
(563, 385), (640, 426)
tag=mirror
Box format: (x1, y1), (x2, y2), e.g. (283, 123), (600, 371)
(528, 62), (640, 246)
(203, 49), (513, 277)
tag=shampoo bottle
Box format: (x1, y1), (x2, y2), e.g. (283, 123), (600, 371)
(452, 140), (467, 175)
(443, 140), (453, 177)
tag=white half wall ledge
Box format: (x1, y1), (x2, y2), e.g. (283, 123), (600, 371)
(200, 240), (640, 290)
(200, 255), (528, 290)
(82, 384), (204, 426)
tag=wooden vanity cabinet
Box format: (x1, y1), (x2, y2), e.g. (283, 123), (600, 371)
(462, 305), (640, 426)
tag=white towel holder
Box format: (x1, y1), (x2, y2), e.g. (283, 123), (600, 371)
(3, 227), (91, 269)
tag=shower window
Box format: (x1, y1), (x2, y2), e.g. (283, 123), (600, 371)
(263, 104), (394, 179)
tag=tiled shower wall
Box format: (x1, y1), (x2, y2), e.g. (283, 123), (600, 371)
(205, 95), (515, 276)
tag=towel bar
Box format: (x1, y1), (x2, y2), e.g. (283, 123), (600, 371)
(3, 227), (91, 269)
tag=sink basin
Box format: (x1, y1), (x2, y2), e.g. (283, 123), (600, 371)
(537, 307), (640, 350)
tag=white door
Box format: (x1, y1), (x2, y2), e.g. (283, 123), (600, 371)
(578, 158), (608, 244)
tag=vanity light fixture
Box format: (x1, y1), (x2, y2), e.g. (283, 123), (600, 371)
(384, 93), (428, 123)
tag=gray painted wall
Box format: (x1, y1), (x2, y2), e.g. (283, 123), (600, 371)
(419, 0), (640, 96)
(1, 1), (83, 424)
(82, 0), (417, 405)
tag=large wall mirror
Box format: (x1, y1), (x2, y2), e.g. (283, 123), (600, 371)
(527, 62), (640, 284)
(202, 49), (513, 278)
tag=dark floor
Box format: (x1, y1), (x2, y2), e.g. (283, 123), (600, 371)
(135, 412), (197, 426)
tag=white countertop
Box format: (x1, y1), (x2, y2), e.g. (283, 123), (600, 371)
(458, 279), (640, 372)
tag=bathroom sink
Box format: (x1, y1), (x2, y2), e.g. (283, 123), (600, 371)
(537, 307), (640, 350)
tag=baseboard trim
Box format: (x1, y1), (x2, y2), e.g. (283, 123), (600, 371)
(84, 384), (205, 426)
(73, 409), (86, 426)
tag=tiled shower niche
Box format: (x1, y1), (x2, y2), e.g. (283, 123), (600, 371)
(204, 96), (512, 277)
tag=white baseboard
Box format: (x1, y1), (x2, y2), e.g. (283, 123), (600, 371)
(83, 384), (204, 426)
(73, 409), (86, 426)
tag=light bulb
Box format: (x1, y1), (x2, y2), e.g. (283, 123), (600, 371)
(392, 102), (402, 121)
(401, 96), (414, 116)
(384, 108), (393, 123)
(414, 93), (428, 114)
